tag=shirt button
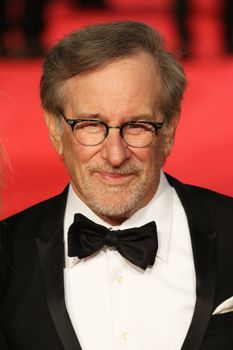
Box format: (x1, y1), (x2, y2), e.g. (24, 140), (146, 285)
(121, 331), (129, 341)
(116, 275), (124, 285)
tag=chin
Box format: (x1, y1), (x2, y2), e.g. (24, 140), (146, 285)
(87, 191), (142, 218)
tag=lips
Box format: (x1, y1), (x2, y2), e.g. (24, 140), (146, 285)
(101, 171), (132, 178)
(95, 171), (135, 183)
(87, 163), (142, 185)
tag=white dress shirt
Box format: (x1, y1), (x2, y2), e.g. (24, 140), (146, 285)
(63, 172), (196, 350)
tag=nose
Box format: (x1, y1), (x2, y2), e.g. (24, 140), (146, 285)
(101, 128), (131, 167)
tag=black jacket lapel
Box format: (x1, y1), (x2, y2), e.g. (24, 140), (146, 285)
(166, 175), (217, 350)
(36, 187), (82, 350)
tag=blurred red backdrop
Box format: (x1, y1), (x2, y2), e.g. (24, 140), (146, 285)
(0, 0), (232, 219)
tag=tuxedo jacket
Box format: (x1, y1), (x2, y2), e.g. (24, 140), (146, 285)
(0, 174), (233, 350)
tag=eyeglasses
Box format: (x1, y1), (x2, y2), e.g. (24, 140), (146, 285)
(60, 110), (165, 148)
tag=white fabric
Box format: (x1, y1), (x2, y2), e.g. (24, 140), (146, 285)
(213, 296), (233, 315)
(63, 172), (196, 350)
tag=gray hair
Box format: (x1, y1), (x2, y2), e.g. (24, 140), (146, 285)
(40, 21), (187, 122)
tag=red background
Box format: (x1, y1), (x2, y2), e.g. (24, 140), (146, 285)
(0, 0), (233, 219)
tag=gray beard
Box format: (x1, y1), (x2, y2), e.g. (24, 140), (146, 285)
(82, 179), (147, 218)
(80, 162), (147, 218)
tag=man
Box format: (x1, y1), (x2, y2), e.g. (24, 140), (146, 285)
(0, 21), (233, 350)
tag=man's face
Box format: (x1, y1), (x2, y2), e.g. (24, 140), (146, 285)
(45, 51), (179, 225)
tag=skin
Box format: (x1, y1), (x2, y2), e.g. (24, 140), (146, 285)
(44, 51), (179, 225)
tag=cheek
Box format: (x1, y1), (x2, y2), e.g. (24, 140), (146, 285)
(62, 134), (101, 172)
(132, 141), (164, 172)
(76, 145), (102, 164)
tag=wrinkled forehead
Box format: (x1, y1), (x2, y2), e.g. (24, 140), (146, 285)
(60, 52), (162, 117)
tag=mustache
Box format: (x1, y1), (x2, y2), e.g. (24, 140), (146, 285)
(87, 162), (143, 176)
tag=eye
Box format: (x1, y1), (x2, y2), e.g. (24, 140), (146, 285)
(125, 123), (154, 135)
(75, 121), (104, 134)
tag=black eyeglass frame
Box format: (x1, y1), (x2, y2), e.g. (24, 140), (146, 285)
(59, 110), (165, 147)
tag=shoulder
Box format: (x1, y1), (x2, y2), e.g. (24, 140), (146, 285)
(166, 173), (233, 232)
(0, 187), (68, 297)
(0, 186), (68, 261)
(2, 186), (68, 231)
(166, 173), (233, 208)
(185, 183), (232, 212)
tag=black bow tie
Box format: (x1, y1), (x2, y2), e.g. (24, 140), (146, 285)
(68, 213), (158, 270)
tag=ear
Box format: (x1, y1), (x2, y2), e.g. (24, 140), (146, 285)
(44, 111), (64, 156)
(163, 113), (180, 157)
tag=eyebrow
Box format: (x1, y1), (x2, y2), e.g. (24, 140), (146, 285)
(70, 113), (155, 122)
(127, 114), (155, 122)
(69, 113), (100, 120)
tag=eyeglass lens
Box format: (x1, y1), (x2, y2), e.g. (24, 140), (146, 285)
(73, 121), (155, 147)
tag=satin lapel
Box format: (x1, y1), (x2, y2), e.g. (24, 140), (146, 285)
(36, 187), (82, 350)
(166, 175), (217, 350)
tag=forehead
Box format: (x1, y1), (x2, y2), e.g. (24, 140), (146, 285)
(62, 51), (162, 118)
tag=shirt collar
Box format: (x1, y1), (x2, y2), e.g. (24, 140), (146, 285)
(64, 171), (173, 268)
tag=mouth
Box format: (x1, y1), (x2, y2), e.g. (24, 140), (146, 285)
(101, 171), (133, 179)
(87, 162), (142, 187)
(94, 171), (136, 184)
